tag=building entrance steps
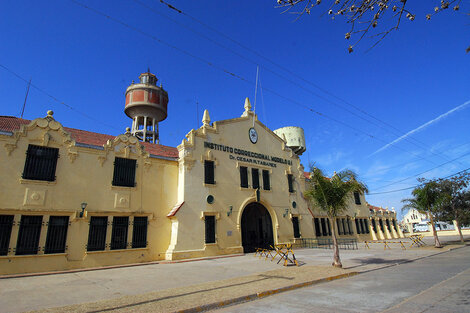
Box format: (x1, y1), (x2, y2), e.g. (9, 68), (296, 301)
(0, 235), (468, 313)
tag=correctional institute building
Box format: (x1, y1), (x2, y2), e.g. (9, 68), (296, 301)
(0, 75), (403, 275)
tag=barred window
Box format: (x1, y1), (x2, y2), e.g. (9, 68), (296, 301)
(22, 145), (59, 181)
(111, 217), (129, 250)
(287, 174), (294, 193)
(327, 219), (332, 236)
(262, 170), (270, 191)
(252, 168), (260, 190)
(16, 215), (42, 255)
(112, 157), (136, 187)
(343, 219), (349, 235)
(45, 216), (69, 254)
(348, 219), (354, 235)
(292, 217), (301, 238)
(205, 215), (216, 244)
(355, 219), (360, 234)
(379, 219), (384, 232)
(392, 219), (398, 232)
(314, 218), (321, 237)
(204, 160), (215, 185)
(365, 220), (370, 234)
(240, 166), (248, 188)
(386, 219), (391, 232)
(87, 216), (108, 251)
(354, 192), (361, 205)
(0, 215), (14, 256)
(360, 219), (365, 234)
(132, 217), (148, 248)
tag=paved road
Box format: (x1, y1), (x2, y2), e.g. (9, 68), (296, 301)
(214, 246), (470, 313)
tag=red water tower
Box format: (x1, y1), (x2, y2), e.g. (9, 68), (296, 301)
(125, 71), (168, 144)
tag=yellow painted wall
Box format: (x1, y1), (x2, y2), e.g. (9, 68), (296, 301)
(0, 113), (178, 274)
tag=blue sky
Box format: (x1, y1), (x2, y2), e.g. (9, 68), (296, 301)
(1, 1), (469, 219)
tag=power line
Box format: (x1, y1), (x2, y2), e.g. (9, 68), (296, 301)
(70, 0), (441, 165)
(368, 152), (470, 194)
(0, 63), (121, 132)
(155, 0), (461, 166)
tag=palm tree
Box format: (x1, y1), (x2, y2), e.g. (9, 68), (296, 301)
(402, 180), (444, 248)
(305, 168), (368, 268)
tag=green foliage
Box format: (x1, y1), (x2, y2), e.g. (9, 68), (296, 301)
(434, 172), (470, 225)
(305, 167), (368, 218)
(401, 180), (445, 216)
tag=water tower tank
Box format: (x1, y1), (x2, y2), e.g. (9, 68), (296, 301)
(125, 71), (168, 144)
(273, 126), (306, 155)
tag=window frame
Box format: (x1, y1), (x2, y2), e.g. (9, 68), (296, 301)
(240, 166), (248, 188)
(0, 215), (14, 256)
(112, 157), (137, 187)
(204, 215), (216, 244)
(16, 215), (43, 255)
(262, 169), (270, 191)
(22, 144), (59, 182)
(132, 216), (148, 248)
(251, 168), (260, 190)
(44, 216), (69, 254)
(87, 216), (108, 252)
(287, 174), (294, 193)
(110, 216), (129, 250)
(204, 160), (215, 185)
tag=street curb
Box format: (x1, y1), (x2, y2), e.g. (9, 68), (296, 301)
(0, 253), (245, 280)
(178, 271), (359, 313)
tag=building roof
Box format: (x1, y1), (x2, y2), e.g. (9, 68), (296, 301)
(368, 204), (392, 213)
(0, 116), (179, 159)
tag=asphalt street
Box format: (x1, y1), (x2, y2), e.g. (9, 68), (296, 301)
(213, 246), (470, 313)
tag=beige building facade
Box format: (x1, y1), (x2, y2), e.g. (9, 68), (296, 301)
(0, 93), (403, 275)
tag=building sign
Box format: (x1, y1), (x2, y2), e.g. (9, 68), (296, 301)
(204, 141), (292, 168)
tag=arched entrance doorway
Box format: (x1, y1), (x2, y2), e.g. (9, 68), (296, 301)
(241, 202), (274, 253)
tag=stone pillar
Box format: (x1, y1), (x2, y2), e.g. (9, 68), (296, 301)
(8, 214), (21, 256)
(37, 215), (49, 255)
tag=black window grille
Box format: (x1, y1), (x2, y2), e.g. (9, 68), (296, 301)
(16, 215), (42, 255)
(392, 219), (398, 231)
(0, 215), (14, 256)
(22, 145), (59, 181)
(348, 219), (354, 235)
(240, 166), (248, 188)
(252, 168), (260, 190)
(320, 218), (327, 236)
(262, 170), (270, 191)
(372, 219), (377, 233)
(386, 219), (391, 231)
(355, 219), (360, 234)
(205, 216), (216, 244)
(292, 217), (301, 238)
(132, 216), (148, 248)
(112, 157), (136, 187)
(365, 220), (370, 233)
(111, 216), (129, 250)
(204, 160), (215, 185)
(354, 192), (361, 205)
(314, 218), (321, 237)
(287, 174), (294, 193)
(45, 216), (69, 254)
(87, 216), (108, 251)
(361, 219), (366, 234)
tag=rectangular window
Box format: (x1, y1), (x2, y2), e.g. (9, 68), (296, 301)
(365, 219), (370, 234)
(204, 160), (215, 185)
(314, 218), (321, 237)
(288, 174), (294, 193)
(386, 219), (391, 231)
(360, 219), (365, 234)
(112, 157), (137, 187)
(132, 216), (148, 248)
(44, 216), (69, 254)
(22, 145), (59, 181)
(354, 192), (361, 205)
(240, 166), (248, 188)
(0, 215), (14, 256)
(111, 217), (129, 250)
(292, 217), (301, 238)
(262, 170), (270, 191)
(392, 219), (398, 232)
(205, 216), (216, 244)
(87, 216), (108, 251)
(16, 215), (42, 255)
(355, 219), (360, 234)
(379, 219), (384, 232)
(343, 219), (349, 235)
(252, 168), (260, 190)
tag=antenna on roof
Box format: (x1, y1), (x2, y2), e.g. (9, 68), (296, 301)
(20, 78), (31, 119)
(253, 65), (259, 127)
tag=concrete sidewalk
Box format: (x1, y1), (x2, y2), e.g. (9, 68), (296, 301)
(1, 236), (468, 313)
